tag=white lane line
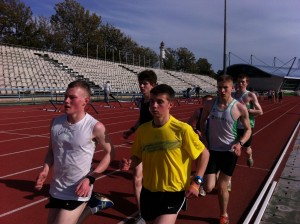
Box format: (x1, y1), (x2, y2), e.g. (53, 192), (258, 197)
(253, 105), (297, 136)
(0, 198), (49, 218)
(117, 211), (139, 224)
(0, 146), (47, 157)
(0, 169), (121, 218)
(0, 166), (43, 179)
(0, 143), (130, 178)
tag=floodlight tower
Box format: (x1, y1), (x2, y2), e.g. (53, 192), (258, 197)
(159, 41), (165, 69)
(223, 0), (227, 74)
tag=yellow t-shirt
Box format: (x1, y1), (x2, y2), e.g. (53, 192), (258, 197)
(132, 115), (205, 192)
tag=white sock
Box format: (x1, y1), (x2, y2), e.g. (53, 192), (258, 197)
(90, 206), (99, 214)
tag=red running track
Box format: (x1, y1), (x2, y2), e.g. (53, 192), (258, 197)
(0, 96), (299, 224)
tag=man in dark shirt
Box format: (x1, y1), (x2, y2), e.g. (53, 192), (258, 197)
(123, 70), (157, 224)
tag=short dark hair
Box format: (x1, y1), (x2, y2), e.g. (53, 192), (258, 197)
(238, 73), (249, 82)
(138, 70), (157, 85)
(217, 74), (233, 83)
(67, 80), (92, 97)
(150, 84), (175, 101)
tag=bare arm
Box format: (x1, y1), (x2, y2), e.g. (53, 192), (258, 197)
(123, 119), (140, 139)
(248, 92), (263, 116)
(35, 120), (54, 191)
(120, 155), (142, 171)
(75, 122), (114, 197)
(186, 147), (209, 198)
(231, 103), (252, 156)
(239, 103), (252, 144)
(91, 122), (114, 175)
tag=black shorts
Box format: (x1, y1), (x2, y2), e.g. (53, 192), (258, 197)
(237, 128), (253, 148)
(140, 187), (186, 222)
(205, 150), (238, 176)
(45, 196), (86, 211)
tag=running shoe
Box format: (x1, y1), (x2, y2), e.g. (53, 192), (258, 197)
(227, 180), (232, 192)
(219, 215), (229, 224)
(87, 192), (114, 214)
(247, 157), (254, 167)
(199, 186), (206, 196)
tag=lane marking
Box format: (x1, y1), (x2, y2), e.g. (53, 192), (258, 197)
(0, 166), (43, 179)
(0, 146), (47, 157)
(0, 169), (121, 217)
(0, 143), (130, 178)
(0, 99), (298, 221)
(0, 198), (49, 218)
(253, 105), (297, 136)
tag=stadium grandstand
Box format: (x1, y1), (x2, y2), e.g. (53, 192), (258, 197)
(224, 55), (300, 93)
(0, 44), (216, 100)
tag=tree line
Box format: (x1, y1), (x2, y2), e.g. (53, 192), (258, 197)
(0, 0), (215, 76)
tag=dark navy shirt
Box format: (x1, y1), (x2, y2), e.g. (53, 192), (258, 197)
(139, 98), (153, 125)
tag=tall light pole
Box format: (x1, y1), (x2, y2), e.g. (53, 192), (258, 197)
(159, 41), (165, 69)
(223, 0), (227, 74)
(87, 43), (89, 59)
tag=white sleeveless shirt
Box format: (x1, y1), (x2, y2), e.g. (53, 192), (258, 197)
(49, 113), (98, 201)
(235, 91), (255, 129)
(208, 99), (238, 152)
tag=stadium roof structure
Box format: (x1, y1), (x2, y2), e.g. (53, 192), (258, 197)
(225, 63), (300, 91)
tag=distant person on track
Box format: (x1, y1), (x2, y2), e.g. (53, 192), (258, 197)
(120, 84), (209, 224)
(103, 81), (112, 103)
(122, 69), (157, 224)
(234, 74), (263, 167)
(195, 86), (201, 98)
(200, 75), (251, 224)
(35, 80), (114, 224)
(272, 89), (276, 103)
(278, 90), (283, 104)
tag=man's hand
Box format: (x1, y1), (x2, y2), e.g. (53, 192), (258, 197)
(75, 178), (92, 197)
(231, 143), (242, 157)
(35, 170), (48, 191)
(185, 183), (200, 199)
(120, 158), (132, 171)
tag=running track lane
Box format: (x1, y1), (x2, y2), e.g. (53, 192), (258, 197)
(0, 97), (299, 224)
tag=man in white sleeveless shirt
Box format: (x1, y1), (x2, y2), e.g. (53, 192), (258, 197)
(35, 80), (114, 224)
(235, 74), (263, 167)
(200, 75), (251, 224)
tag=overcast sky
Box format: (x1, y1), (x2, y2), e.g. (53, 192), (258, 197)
(23, 0), (300, 72)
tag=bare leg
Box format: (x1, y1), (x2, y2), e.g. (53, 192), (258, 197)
(246, 146), (254, 167)
(217, 172), (231, 217)
(48, 202), (87, 224)
(47, 208), (60, 224)
(153, 214), (178, 224)
(76, 206), (92, 224)
(204, 173), (217, 193)
(246, 146), (252, 158)
(133, 163), (143, 213)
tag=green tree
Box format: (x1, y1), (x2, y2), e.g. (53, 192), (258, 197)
(176, 47), (197, 73)
(0, 0), (35, 45)
(196, 58), (215, 76)
(163, 48), (177, 70)
(50, 0), (102, 54)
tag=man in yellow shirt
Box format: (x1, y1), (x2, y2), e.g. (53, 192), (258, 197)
(121, 84), (209, 224)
